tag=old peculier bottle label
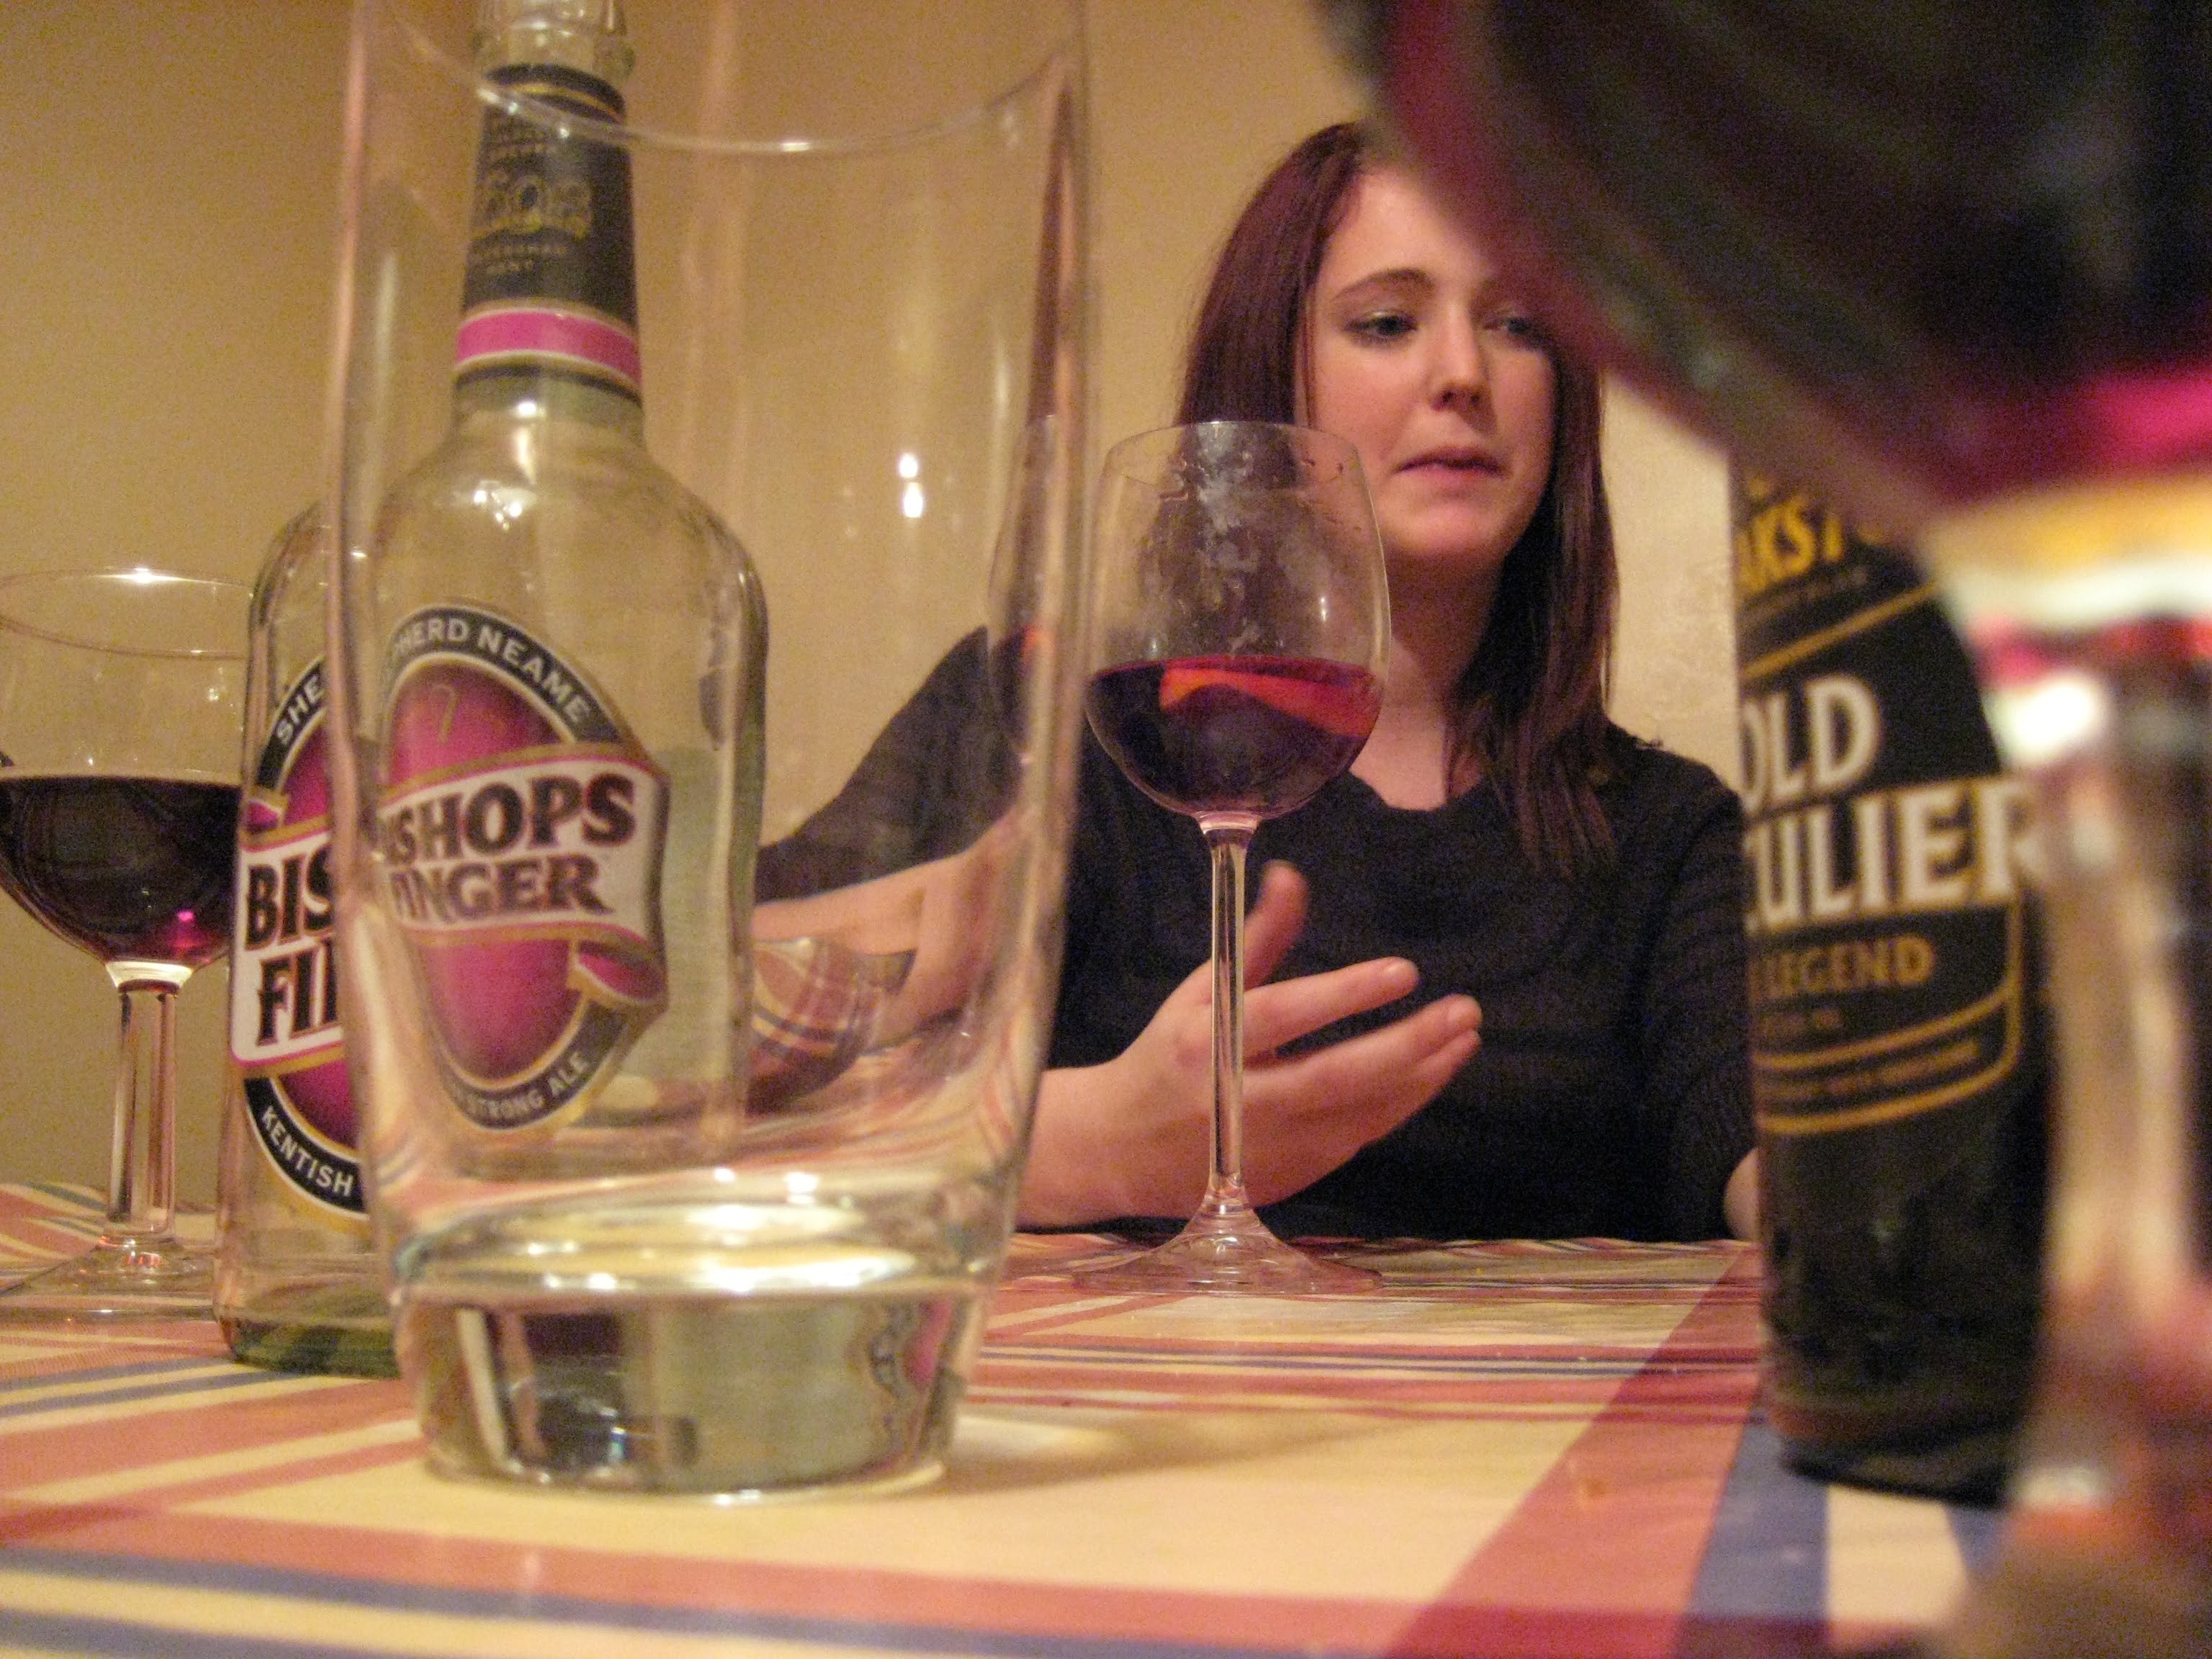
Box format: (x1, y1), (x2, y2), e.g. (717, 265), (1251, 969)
(378, 605), (667, 1131)
(1736, 472), (2046, 1500)
(1736, 477), (2037, 1214)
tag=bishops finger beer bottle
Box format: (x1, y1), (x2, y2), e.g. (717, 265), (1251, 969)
(217, 507), (396, 1377)
(1735, 472), (2047, 1501)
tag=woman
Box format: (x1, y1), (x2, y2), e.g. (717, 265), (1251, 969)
(1025, 125), (1752, 1240)
(762, 125), (1755, 1241)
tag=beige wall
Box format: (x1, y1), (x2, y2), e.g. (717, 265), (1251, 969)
(0, 0), (1735, 1200)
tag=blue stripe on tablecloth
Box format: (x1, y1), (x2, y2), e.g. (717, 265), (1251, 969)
(22, 1182), (104, 1213)
(1948, 1500), (2005, 1573)
(0, 1610), (386, 1659)
(1688, 1419), (1827, 1621)
(0, 1357), (217, 1398)
(2, 1547), (1309, 1659)
(0, 1361), (297, 1419)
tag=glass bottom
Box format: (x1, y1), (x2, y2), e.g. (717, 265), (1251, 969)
(0, 1238), (214, 1320)
(392, 1184), (995, 1496)
(1071, 1205), (1377, 1295)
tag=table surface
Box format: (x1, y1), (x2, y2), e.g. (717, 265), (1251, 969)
(0, 1182), (1987, 1658)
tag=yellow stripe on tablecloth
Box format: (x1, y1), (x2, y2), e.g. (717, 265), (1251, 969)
(0, 1566), (894, 1659)
(969, 1385), (1606, 1420)
(1825, 1483), (1973, 1627)
(0, 1326), (215, 1367)
(12, 1416), (420, 1505)
(1017, 1292), (1699, 1349)
(184, 1406), (1590, 1602)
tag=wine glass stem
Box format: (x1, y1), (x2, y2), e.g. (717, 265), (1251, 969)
(1202, 819), (1257, 1220)
(104, 975), (182, 1249)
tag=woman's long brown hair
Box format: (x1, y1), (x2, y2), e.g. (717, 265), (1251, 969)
(1177, 123), (1618, 873)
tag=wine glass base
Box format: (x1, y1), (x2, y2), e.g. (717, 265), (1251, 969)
(1071, 1208), (1377, 1296)
(0, 1240), (214, 1321)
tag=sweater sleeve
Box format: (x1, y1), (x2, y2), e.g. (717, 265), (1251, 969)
(1632, 764), (1755, 1239)
(755, 629), (1016, 899)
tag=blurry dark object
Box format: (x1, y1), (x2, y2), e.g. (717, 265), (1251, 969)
(1323, 0), (2212, 527)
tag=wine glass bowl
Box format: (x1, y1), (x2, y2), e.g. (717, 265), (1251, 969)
(1077, 421), (1389, 1295)
(0, 570), (248, 1318)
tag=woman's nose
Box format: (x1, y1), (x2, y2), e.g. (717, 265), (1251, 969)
(1430, 317), (1488, 408)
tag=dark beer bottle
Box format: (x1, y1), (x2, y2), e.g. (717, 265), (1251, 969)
(1734, 471), (2047, 1502)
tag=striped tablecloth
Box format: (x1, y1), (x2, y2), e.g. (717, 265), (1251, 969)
(0, 1182), (1984, 1657)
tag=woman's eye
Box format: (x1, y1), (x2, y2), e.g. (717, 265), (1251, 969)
(1494, 313), (1544, 343)
(1348, 311), (1416, 342)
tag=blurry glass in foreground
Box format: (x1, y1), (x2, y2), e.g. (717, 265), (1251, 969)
(326, 0), (1086, 1497)
(1326, 1), (2212, 1651)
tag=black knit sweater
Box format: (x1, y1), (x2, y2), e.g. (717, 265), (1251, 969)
(758, 630), (1753, 1241)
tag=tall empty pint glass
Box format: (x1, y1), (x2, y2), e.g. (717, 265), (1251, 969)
(324, 0), (1087, 1496)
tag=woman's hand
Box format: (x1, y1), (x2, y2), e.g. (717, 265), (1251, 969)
(1724, 1150), (1759, 1241)
(1018, 862), (1483, 1226)
(753, 818), (1015, 1047)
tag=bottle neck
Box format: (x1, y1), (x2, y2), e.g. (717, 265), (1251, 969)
(450, 367), (644, 439)
(454, 62), (642, 421)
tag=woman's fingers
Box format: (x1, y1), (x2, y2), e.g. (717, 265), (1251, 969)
(1255, 991), (1480, 1110)
(1238, 994), (1481, 1205)
(1239, 954), (1425, 1054)
(1240, 860), (1309, 985)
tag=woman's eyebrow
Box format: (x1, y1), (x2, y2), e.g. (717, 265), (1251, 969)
(1330, 266), (1433, 299)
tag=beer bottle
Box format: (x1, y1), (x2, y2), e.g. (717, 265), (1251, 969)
(1734, 471), (2047, 1501)
(216, 507), (395, 1376)
(361, 0), (768, 1184)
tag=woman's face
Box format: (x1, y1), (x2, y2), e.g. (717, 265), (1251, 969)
(1305, 167), (1558, 586)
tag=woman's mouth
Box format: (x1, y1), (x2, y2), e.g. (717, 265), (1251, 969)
(1400, 447), (1499, 476)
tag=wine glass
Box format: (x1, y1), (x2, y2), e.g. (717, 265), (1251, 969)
(0, 570), (248, 1318)
(1076, 422), (1389, 1295)
(1339, 1), (2212, 1650)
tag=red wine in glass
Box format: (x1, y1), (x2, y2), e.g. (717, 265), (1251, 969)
(1086, 655), (1381, 821)
(0, 775), (238, 968)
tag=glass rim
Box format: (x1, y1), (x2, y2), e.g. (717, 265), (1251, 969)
(377, 0), (1086, 161)
(0, 568), (251, 662)
(1098, 420), (1367, 485)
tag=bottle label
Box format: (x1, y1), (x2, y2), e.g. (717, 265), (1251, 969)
(231, 662), (361, 1216)
(1735, 480), (2038, 1168)
(455, 64), (640, 398)
(377, 606), (667, 1130)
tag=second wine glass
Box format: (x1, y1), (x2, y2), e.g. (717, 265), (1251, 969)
(1077, 422), (1390, 1295)
(0, 570), (248, 1318)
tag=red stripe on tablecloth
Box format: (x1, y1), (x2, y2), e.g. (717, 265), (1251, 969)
(1, 1379), (410, 1486)
(1382, 1253), (1763, 1659)
(0, 1434), (418, 1547)
(0, 1187), (95, 1223)
(1, 1506), (1427, 1654)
